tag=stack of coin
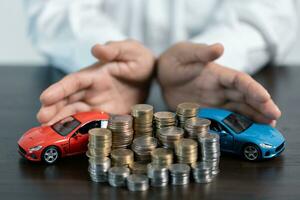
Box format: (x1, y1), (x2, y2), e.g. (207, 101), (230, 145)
(198, 133), (220, 161)
(175, 138), (198, 164)
(151, 148), (173, 167)
(154, 112), (176, 134)
(88, 128), (112, 157)
(157, 126), (184, 149)
(126, 174), (149, 191)
(129, 161), (148, 174)
(184, 118), (211, 139)
(131, 104), (154, 138)
(108, 166), (130, 187)
(169, 163), (191, 185)
(176, 102), (200, 127)
(108, 115), (134, 149)
(111, 149), (134, 167)
(87, 155), (111, 182)
(131, 136), (158, 162)
(147, 163), (169, 187)
(87, 128), (112, 182)
(191, 161), (214, 183)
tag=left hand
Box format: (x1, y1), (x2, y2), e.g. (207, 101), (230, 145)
(157, 42), (281, 125)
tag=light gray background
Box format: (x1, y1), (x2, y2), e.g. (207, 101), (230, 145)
(1, 0), (299, 67)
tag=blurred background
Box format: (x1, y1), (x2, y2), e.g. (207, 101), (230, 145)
(1, 0), (300, 67)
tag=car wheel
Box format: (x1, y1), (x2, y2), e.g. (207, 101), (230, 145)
(42, 146), (60, 164)
(243, 144), (261, 161)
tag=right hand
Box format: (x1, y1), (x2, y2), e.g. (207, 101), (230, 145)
(37, 40), (155, 125)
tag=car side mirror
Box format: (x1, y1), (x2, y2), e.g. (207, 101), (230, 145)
(220, 130), (228, 136)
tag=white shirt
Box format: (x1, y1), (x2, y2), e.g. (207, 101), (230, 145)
(23, 0), (298, 74)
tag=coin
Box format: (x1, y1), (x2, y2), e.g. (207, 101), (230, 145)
(184, 118), (211, 139)
(131, 104), (154, 138)
(108, 166), (130, 187)
(108, 115), (134, 149)
(151, 148), (173, 167)
(126, 174), (149, 191)
(191, 161), (216, 183)
(157, 126), (184, 149)
(169, 163), (191, 185)
(154, 111), (176, 136)
(131, 136), (157, 162)
(176, 102), (200, 128)
(175, 138), (198, 164)
(198, 132), (220, 161)
(111, 149), (134, 167)
(147, 163), (169, 187)
(129, 161), (148, 175)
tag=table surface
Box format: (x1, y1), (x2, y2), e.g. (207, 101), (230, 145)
(1, 66), (300, 200)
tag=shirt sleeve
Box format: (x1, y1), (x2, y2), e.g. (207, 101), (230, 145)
(190, 0), (298, 74)
(23, 0), (126, 72)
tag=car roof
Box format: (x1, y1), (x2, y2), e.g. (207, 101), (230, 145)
(73, 111), (110, 123)
(198, 108), (232, 121)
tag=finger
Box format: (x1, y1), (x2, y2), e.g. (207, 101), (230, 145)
(46, 102), (91, 125)
(40, 72), (93, 106)
(176, 42), (224, 64)
(37, 100), (67, 124)
(67, 90), (86, 104)
(222, 102), (275, 124)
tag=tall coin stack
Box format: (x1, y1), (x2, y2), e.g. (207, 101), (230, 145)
(111, 149), (134, 167)
(131, 136), (158, 162)
(108, 115), (134, 149)
(108, 166), (130, 187)
(198, 133), (220, 176)
(131, 104), (154, 138)
(147, 163), (169, 187)
(126, 174), (149, 191)
(192, 161), (215, 183)
(157, 126), (184, 149)
(154, 111), (176, 135)
(184, 118), (211, 139)
(176, 102), (200, 128)
(151, 148), (173, 167)
(87, 128), (112, 182)
(169, 163), (191, 185)
(175, 138), (198, 164)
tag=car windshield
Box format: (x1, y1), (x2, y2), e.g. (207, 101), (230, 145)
(51, 116), (81, 136)
(222, 113), (253, 134)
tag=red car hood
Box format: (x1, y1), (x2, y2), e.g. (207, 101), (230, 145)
(18, 126), (64, 150)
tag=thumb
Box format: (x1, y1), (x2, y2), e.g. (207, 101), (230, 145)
(91, 43), (120, 62)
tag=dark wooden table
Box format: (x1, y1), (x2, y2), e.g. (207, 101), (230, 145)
(0, 66), (299, 200)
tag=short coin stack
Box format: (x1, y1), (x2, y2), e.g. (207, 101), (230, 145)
(154, 112), (176, 135)
(147, 163), (169, 187)
(175, 138), (198, 164)
(126, 174), (149, 191)
(151, 148), (173, 167)
(131, 104), (154, 138)
(198, 133), (220, 176)
(131, 136), (158, 162)
(169, 163), (191, 185)
(184, 118), (211, 139)
(191, 161), (214, 183)
(108, 115), (134, 149)
(111, 149), (134, 167)
(176, 102), (200, 128)
(108, 166), (130, 187)
(130, 162), (148, 174)
(157, 126), (184, 149)
(87, 128), (112, 182)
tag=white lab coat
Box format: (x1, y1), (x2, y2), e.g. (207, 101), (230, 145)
(23, 0), (298, 74)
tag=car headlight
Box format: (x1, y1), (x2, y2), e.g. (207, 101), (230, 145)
(259, 143), (273, 149)
(29, 145), (43, 153)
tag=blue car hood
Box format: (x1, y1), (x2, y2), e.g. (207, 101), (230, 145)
(241, 124), (285, 146)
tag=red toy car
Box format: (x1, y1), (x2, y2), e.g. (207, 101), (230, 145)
(18, 111), (110, 164)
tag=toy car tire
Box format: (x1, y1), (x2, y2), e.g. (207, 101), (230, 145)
(42, 146), (60, 164)
(243, 144), (261, 161)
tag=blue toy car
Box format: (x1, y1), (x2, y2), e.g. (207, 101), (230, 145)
(197, 108), (285, 161)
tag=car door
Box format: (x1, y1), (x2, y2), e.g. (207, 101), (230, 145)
(209, 119), (234, 152)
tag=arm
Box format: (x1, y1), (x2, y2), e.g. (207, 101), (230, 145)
(23, 0), (127, 72)
(191, 0), (298, 73)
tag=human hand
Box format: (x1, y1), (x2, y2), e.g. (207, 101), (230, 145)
(157, 42), (281, 125)
(37, 39), (155, 125)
